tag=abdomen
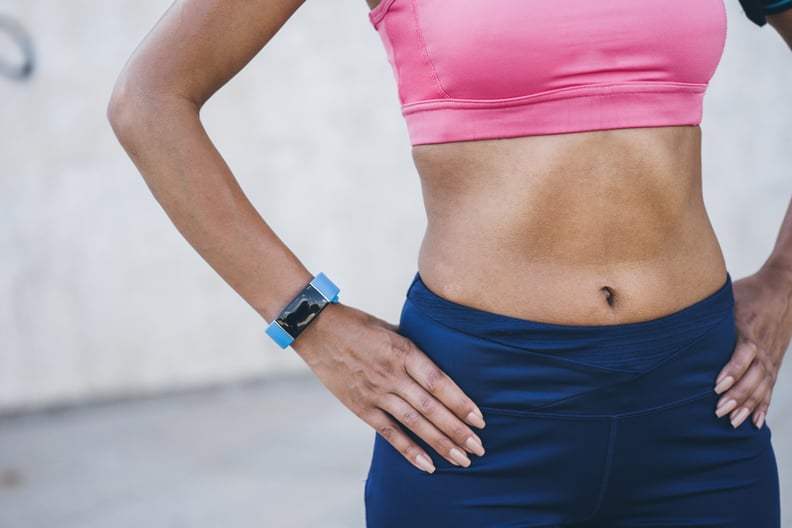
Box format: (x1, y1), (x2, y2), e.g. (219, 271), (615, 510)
(414, 126), (727, 325)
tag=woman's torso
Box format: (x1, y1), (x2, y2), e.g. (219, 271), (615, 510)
(415, 126), (727, 325)
(366, 0), (729, 325)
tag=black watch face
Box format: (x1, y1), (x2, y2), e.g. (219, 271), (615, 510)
(276, 285), (327, 338)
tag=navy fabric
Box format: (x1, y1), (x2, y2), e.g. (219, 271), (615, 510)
(364, 274), (780, 527)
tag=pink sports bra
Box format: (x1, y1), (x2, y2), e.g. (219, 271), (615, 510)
(369, 0), (728, 146)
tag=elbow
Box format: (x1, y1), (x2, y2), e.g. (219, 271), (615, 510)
(107, 72), (145, 147)
(107, 70), (198, 147)
(108, 65), (203, 166)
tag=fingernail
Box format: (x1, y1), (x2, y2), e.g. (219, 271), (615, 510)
(715, 399), (737, 418)
(415, 454), (435, 474)
(731, 408), (750, 429)
(466, 411), (486, 429)
(714, 376), (734, 395)
(754, 412), (765, 429)
(465, 436), (486, 457)
(449, 447), (471, 468)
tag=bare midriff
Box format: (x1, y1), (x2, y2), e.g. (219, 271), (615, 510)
(414, 125), (728, 325)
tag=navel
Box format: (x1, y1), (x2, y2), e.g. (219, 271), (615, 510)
(601, 286), (616, 308)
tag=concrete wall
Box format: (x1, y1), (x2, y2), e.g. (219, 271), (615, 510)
(0, 0), (790, 413)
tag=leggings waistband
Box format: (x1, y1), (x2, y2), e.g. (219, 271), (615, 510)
(399, 273), (736, 417)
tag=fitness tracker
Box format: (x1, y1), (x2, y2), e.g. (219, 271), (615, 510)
(265, 273), (340, 349)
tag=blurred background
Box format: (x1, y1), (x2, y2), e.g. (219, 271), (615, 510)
(0, 0), (790, 526)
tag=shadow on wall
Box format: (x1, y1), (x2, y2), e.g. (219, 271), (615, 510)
(0, 14), (35, 81)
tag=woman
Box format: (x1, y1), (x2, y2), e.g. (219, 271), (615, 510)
(109, 0), (792, 526)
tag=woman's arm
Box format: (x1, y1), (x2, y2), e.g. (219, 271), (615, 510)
(108, 0), (485, 473)
(108, 0), (311, 315)
(714, 9), (792, 429)
(715, 200), (792, 428)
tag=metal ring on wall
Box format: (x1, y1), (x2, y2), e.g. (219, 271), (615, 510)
(0, 15), (35, 81)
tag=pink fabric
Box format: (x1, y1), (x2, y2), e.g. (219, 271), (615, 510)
(370, 0), (727, 146)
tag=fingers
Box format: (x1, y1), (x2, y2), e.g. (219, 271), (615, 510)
(365, 409), (436, 474)
(715, 347), (773, 429)
(752, 396), (771, 429)
(397, 384), (486, 458)
(402, 344), (486, 430)
(377, 334), (486, 469)
(727, 376), (771, 428)
(381, 394), (476, 468)
(714, 338), (758, 395)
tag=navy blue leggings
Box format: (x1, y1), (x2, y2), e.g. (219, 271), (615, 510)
(364, 274), (780, 527)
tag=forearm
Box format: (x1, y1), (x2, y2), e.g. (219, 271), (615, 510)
(754, 11), (792, 285)
(763, 198), (792, 288)
(109, 94), (311, 322)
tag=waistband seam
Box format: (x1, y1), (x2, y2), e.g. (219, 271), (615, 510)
(477, 389), (715, 422)
(526, 317), (731, 413)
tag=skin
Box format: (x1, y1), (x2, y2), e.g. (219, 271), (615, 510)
(108, 0), (792, 474)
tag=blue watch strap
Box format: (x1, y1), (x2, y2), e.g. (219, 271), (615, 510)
(265, 321), (295, 348)
(311, 272), (340, 303)
(265, 273), (340, 349)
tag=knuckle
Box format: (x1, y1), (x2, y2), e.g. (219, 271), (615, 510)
(377, 422), (399, 441)
(401, 409), (420, 428)
(418, 396), (435, 414)
(424, 368), (444, 393)
(388, 333), (413, 359)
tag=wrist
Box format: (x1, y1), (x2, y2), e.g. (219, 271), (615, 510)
(761, 253), (792, 293)
(254, 269), (314, 322)
(264, 273), (340, 349)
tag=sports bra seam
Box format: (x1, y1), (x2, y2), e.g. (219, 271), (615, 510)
(373, 18), (405, 104)
(704, 0), (728, 81)
(401, 81), (707, 112)
(410, 0), (451, 100)
(369, 0), (398, 26)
